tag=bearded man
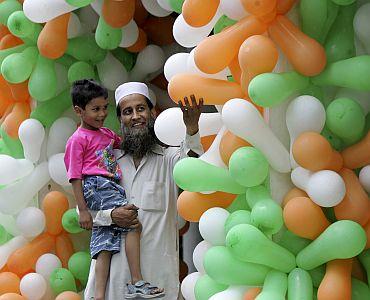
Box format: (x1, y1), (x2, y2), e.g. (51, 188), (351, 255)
(84, 82), (204, 300)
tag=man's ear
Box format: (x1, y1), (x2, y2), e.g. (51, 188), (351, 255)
(150, 107), (157, 118)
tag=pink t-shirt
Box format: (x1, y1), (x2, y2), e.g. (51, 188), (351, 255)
(64, 127), (122, 181)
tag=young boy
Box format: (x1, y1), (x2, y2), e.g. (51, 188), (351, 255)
(64, 79), (164, 299)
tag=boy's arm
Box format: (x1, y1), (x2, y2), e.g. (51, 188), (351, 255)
(71, 179), (92, 230)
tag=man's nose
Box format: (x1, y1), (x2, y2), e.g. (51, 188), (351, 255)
(132, 110), (140, 120)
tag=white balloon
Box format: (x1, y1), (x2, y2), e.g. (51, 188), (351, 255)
(20, 273), (47, 300)
(120, 20), (139, 48)
(178, 214), (187, 230)
(68, 12), (83, 38)
(359, 165), (370, 193)
(36, 254), (62, 279)
(0, 212), (20, 236)
(193, 240), (212, 274)
(0, 155), (34, 185)
(181, 272), (201, 300)
(199, 207), (229, 245)
(220, 0), (248, 20)
(157, 0), (172, 11)
(199, 127), (227, 169)
(222, 99), (291, 173)
(291, 167), (312, 190)
(130, 45), (165, 81)
(97, 52), (128, 91)
(23, 0), (77, 23)
(187, 49), (229, 79)
(47, 117), (77, 158)
(90, 0), (103, 15)
(0, 162), (50, 215)
(354, 3), (370, 54)
(210, 286), (250, 300)
(48, 153), (70, 186)
(154, 108), (222, 146)
(16, 207), (45, 238)
(78, 4), (99, 32)
(18, 119), (45, 163)
(141, 0), (172, 17)
(0, 236), (27, 269)
(164, 52), (190, 82)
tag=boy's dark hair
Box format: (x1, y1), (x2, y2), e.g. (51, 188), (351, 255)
(116, 97), (153, 118)
(71, 79), (108, 109)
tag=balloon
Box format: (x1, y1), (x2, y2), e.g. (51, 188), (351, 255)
(141, 0), (172, 17)
(168, 0), (185, 13)
(102, 0), (135, 28)
(359, 165), (370, 193)
(35, 253), (62, 279)
(194, 274), (227, 300)
(352, 278), (370, 300)
(255, 270), (287, 300)
(224, 210), (251, 234)
(18, 118), (45, 163)
(163, 52), (189, 82)
(341, 132), (370, 169)
(0, 236), (27, 270)
(193, 241), (212, 274)
(96, 52), (128, 90)
(222, 98), (290, 173)
(354, 3), (370, 54)
(243, 287), (262, 300)
(0, 44), (27, 65)
(7, 11), (42, 44)
(317, 259), (352, 300)
(0, 155), (33, 185)
(6, 81), (30, 102)
(55, 291), (81, 300)
(95, 16), (122, 50)
(16, 207), (45, 238)
(20, 273), (47, 300)
(296, 220), (366, 270)
(0, 33), (23, 50)
(111, 47), (136, 72)
(56, 233), (74, 268)
(68, 251), (90, 286)
(0, 0), (22, 25)
(182, 0), (219, 27)
(48, 153), (69, 186)
(0, 224), (13, 245)
(219, 130), (250, 166)
(204, 246), (270, 286)
(173, 157), (245, 194)
(331, 0), (356, 5)
(275, 229), (311, 256)
(66, 35), (107, 64)
(1, 102), (31, 140)
(213, 15), (237, 34)
(199, 207), (229, 245)
(181, 272), (200, 300)
(249, 71), (310, 107)
(0, 293), (26, 300)
(210, 286), (249, 300)
(359, 249), (370, 286)
(288, 268), (313, 300)
(281, 187), (308, 208)
(226, 194), (250, 213)
(23, 0), (76, 23)
(49, 268), (77, 294)
(61, 209), (84, 234)
(42, 191), (69, 236)
(126, 28), (147, 53)
(198, 126), (227, 169)
(119, 19), (139, 48)
(219, 0), (248, 20)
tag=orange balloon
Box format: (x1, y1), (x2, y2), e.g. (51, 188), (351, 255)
(243, 287), (262, 300)
(134, 0), (148, 26)
(194, 15), (267, 74)
(241, 0), (277, 21)
(168, 74), (245, 105)
(1, 101), (31, 138)
(142, 16), (175, 46)
(55, 291), (81, 300)
(56, 232), (75, 268)
(228, 55), (241, 84)
(182, 0), (220, 27)
(177, 191), (236, 222)
(6, 81), (29, 102)
(42, 191), (70, 236)
(0, 272), (20, 295)
(283, 196), (330, 240)
(281, 187), (308, 208)
(317, 259), (352, 300)
(200, 134), (216, 152)
(0, 34), (23, 50)
(7, 233), (55, 277)
(276, 0), (297, 14)
(352, 257), (367, 282)
(334, 168), (370, 226)
(0, 75), (15, 114)
(126, 28), (147, 53)
(268, 15), (326, 76)
(238, 35), (278, 94)
(0, 24), (10, 40)
(364, 220), (370, 250)
(292, 132), (342, 172)
(102, 0), (135, 28)
(0, 293), (26, 300)
(219, 130), (251, 165)
(37, 13), (70, 59)
(0, 104), (14, 125)
(341, 132), (370, 169)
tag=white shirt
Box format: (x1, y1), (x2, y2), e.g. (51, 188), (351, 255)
(84, 133), (203, 300)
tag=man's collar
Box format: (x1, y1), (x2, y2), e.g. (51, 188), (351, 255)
(116, 143), (164, 160)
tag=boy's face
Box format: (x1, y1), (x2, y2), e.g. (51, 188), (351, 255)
(75, 96), (109, 130)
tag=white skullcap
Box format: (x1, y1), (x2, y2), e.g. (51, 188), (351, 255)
(115, 82), (156, 107)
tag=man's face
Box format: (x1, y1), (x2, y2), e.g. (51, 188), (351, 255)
(118, 94), (153, 130)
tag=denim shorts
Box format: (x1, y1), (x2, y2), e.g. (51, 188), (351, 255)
(83, 175), (130, 259)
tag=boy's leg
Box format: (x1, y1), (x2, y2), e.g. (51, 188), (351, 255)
(95, 250), (112, 300)
(125, 224), (143, 284)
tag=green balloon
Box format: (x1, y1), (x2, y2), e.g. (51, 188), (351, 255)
(50, 268), (77, 294)
(1, 46), (38, 83)
(321, 126), (343, 151)
(65, 0), (94, 8)
(214, 15), (237, 35)
(226, 193), (250, 213)
(249, 72), (310, 107)
(67, 61), (95, 83)
(0, 129), (24, 158)
(204, 246), (270, 286)
(226, 224), (296, 273)
(95, 16), (122, 50)
(111, 48), (136, 72)
(194, 274), (227, 300)
(352, 278), (370, 300)
(173, 157), (246, 194)
(312, 56), (370, 91)
(224, 210), (251, 234)
(66, 35), (107, 65)
(296, 220), (367, 270)
(288, 268), (313, 300)
(276, 229), (311, 256)
(62, 209), (84, 234)
(359, 249), (370, 287)
(0, 224), (13, 245)
(301, 84), (325, 102)
(7, 10), (42, 44)
(30, 89), (72, 127)
(0, 44), (27, 65)
(331, 0), (356, 5)
(308, 265), (325, 288)
(56, 54), (77, 68)
(0, 0), (22, 25)
(365, 113), (370, 133)
(229, 147), (269, 187)
(29, 54), (57, 101)
(257, 270), (287, 300)
(326, 97), (365, 145)
(168, 0), (185, 13)
(68, 251), (91, 287)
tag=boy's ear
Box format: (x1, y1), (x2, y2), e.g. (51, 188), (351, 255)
(74, 105), (83, 116)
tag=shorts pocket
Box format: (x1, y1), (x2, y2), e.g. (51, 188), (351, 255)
(140, 181), (165, 212)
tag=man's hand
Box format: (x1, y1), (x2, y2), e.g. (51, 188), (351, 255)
(179, 94), (203, 136)
(111, 204), (140, 229)
(79, 210), (93, 230)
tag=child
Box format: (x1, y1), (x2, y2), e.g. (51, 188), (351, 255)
(64, 79), (165, 300)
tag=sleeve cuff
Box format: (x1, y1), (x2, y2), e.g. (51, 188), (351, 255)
(82, 206), (113, 226)
(184, 131), (204, 156)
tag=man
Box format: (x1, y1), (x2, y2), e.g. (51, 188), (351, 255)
(84, 82), (204, 299)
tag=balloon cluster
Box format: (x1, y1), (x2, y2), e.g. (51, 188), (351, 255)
(153, 0), (370, 299)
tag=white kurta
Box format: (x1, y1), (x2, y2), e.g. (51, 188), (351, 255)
(84, 133), (203, 300)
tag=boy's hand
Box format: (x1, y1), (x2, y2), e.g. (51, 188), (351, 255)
(79, 210), (93, 230)
(179, 94), (203, 136)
